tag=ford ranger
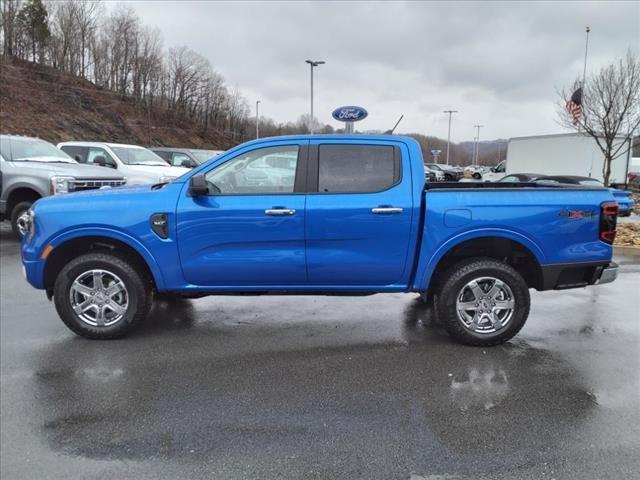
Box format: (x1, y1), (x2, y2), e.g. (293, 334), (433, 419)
(20, 135), (619, 346)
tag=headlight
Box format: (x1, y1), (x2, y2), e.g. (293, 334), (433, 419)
(50, 176), (75, 194)
(159, 176), (177, 184)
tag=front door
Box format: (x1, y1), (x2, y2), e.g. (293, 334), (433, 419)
(305, 141), (414, 287)
(176, 142), (308, 287)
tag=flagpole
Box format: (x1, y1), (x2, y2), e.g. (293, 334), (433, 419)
(581, 26), (590, 89)
(579, 26), (590, 132)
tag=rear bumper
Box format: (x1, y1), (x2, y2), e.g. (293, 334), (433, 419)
(595, 262), (618, 285)
(540, 260), (618, 290)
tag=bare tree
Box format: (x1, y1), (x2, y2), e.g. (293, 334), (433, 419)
(1, 0), (22, 55)
(72, 0), (101, 78)
(559, 51), (640, 185)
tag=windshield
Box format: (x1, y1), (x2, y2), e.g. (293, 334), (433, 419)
(111, 146), (169, 166)
(190, 149), (222, 163)
(1, 137), (75, 163)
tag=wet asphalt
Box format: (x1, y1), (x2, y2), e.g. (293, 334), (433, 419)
(1, 224), (639, 480)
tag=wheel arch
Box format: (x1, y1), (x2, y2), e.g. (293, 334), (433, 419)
(6, 185), (43, 214)
(418, 231), (545, 292)
(43, 229), (165, 295)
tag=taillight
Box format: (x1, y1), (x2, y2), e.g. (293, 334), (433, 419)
(599, 202), (618, 244)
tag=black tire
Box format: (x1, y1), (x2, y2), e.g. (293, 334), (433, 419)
(472, 172), (481, 180)
(435, 258), (530, 346)
(53, 252), (152, 339)
(10, 200), (34, 240)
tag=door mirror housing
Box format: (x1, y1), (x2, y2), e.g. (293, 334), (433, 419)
(182, 159), (197, 168)
(189, 173), (209, 196)
(94, 155), (116, 169)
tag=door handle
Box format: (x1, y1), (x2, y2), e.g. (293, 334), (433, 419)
(265, 208), (296, 216)
(371, 207), (403, 214)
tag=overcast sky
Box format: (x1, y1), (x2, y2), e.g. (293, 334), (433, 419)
(118, 1), (638, 142)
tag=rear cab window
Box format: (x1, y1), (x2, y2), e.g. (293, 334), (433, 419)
(315, 144), (401, 193)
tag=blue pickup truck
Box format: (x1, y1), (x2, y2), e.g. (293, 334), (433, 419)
(20, 135), (620, 346)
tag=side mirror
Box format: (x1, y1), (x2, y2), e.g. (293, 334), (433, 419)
(490, 167), (496, 173)
(93, 155), (115, 168)
(189, 173), (209, 196)
(93, 155), (107, 167)
(182, 159), (197, 168)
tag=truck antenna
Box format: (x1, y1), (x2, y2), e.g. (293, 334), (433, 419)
(385, 114), (404, 134)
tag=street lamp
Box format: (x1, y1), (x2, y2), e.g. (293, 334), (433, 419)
(443, 110), (458, 165)
(255, 100), (261, 139)
(305, 59), (325, 134)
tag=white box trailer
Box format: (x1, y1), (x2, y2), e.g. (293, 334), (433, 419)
(506, 133), (631, 184)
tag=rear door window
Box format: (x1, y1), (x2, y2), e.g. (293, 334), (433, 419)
(317, 145), (400, 193)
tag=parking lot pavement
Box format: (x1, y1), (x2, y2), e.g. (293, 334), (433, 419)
(1, 225), (639, 480)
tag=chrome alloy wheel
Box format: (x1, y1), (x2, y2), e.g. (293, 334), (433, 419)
(16, 210), (31, 237)
(455, 276), (515, 334)
(69, 269), (129, 327)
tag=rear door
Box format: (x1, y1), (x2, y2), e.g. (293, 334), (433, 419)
(305, 141), (414, 287)
(176, 140), (309, 287)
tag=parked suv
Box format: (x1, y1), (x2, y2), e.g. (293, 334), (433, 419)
(150, 147), (223, 168)
(57, 142), (190, 185)
(0, 135), (125, 238)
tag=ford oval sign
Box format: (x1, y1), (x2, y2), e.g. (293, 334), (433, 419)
(332, 106), (368, 122)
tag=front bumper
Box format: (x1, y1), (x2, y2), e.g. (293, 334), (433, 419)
(595, 262), (618, 285)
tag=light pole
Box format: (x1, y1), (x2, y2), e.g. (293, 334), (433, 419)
(255, 100), (261, 139)
(473, 124), (484, 164)
(305, 59), (325, 134)
(443, 110), (457, 165)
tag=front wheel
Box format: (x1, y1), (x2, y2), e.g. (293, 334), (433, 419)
(53, 252), (152, 339)
(435, 258), (530, 346)
(10, 200), (34, 240)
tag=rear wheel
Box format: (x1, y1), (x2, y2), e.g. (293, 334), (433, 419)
(10, 200), (34, 240)
(435, 258), (530, 346)
(53, 252), (151, 339)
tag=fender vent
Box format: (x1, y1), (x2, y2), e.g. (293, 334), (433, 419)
(151, 213), (169, 239)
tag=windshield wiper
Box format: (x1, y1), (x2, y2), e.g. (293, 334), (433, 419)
(14, 158), (73, 163)
(129, 163), (168, 166)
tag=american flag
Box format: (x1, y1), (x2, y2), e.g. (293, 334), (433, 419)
(565, 87), (583, 126)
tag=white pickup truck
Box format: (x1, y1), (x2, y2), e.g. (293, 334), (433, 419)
(57, 142), (190, 185)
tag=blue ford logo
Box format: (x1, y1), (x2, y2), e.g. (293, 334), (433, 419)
(331, 106), (368, 122)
